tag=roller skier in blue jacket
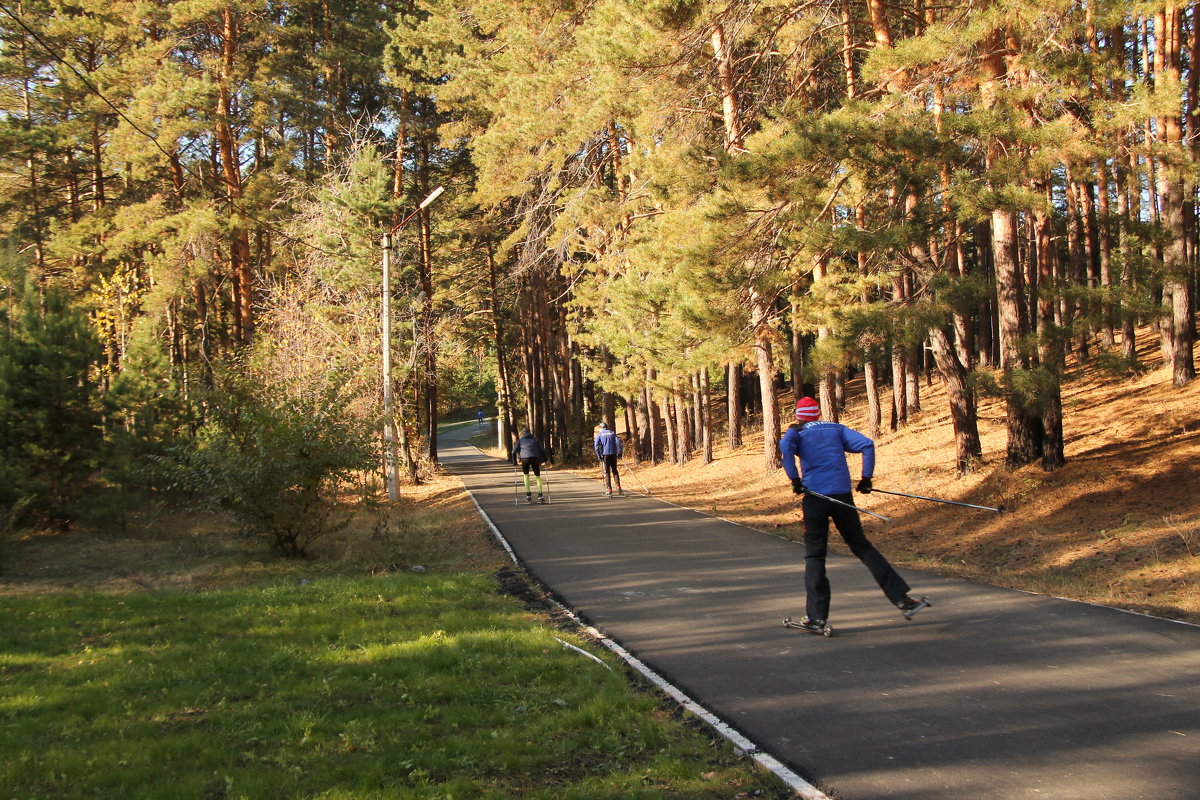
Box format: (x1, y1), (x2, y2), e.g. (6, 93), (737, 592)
(780, 397), (929, 634)
(594, 422), (623, 497)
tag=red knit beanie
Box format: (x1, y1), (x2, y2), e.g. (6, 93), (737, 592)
(795, 397), (820, 421)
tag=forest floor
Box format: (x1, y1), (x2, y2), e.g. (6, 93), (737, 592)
(564, 334), (1200, 625)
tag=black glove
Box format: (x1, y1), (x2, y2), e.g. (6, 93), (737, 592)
(791, 478), (807, 495)
(856, 477), (873, 494)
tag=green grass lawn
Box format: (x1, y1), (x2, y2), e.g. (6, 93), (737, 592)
(2, 571), (787, 799)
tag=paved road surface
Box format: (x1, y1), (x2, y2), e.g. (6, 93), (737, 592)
(441, 428), (1200, 800)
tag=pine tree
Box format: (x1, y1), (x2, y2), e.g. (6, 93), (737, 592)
(0, 285), (103, 527)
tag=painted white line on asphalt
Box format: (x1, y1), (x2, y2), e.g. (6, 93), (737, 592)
(462, 484), (519, 565)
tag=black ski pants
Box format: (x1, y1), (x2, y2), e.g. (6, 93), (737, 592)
(802, 492), (909, 621)
(600, 454), (621, 490)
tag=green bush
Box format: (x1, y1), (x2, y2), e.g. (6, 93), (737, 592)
(167, 373), (377, 557)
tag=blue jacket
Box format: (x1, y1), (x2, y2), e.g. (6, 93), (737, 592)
(594, 428), (623, 458)
(779, 421), (874, 496)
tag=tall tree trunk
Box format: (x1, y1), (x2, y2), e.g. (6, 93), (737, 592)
(392, 90), (409, 225)
(1035, 201), (1066, 470)
(1096, 157), (1116, 348)
(851, 203), (882, 439)
(812, 258), (839, 424)
(1117, 123), (1139, 362)
(790, 297), (806, 401)
(645, 370), (663, 463)
(626, 394), (643, 460)
(981, 27), (1040, 465)
(485, 237), (516, 460)
(663, 385), (679, 465)
(866, 0), (894, 48)
(673, 380), (692, 464)
(601, 349), (616, 428)
(904, 339), (921, 416)
(890, 343), (906, 431)
(994, 207), (1041, 466)
(727, 362), (743, 450)
(889, 270), (906, 429)
(191, 274), (211, 386)
(711, 23), (742, 153)
(928, 326), (982, 474)
(690, 370), (702, 446)
(699, 367), (713, 464)
(521, 305), (537, 435)
(751, 290), (782, 472)
(1065, 174), (1089, 358)
(863, 360), (882, 440)
(217, 7), (253, 344)
(17, 5), (45, 275)
(1154, 6), (1195, 385)
(819, 372), (837, 425)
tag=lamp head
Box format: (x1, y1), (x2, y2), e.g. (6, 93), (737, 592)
(418, 186), (445, 209)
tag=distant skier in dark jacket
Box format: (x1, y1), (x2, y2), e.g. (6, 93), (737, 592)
(780, 397), (929, 634)
(593, 422), (623, 497)
(512, 428), (547, 504)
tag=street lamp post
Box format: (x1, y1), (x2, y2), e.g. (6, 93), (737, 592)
(381, 186), (444, 501)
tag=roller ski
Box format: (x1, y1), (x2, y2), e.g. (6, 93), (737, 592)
(898, 595), (931, 620)
(524, 493), (533, 505)
(538, 493), (546, 504)
(783, 617), (833, 637)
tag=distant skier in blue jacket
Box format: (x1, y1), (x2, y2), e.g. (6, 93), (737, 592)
(780, 397), (929, 634)
(594, 422), (623, 497)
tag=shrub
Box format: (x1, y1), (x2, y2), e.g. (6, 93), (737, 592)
(167, 373), (377, 557)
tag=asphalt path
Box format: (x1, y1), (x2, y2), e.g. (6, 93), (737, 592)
(441, 426), (1200, 800)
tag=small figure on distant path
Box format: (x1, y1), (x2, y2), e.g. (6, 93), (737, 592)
(512, 428), (547, 504)
(594, 421), (623, 497)
(476, 409), (486, 429)
(780, 397), (929, 634)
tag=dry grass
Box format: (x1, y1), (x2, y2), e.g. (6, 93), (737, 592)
(0, 471), (506, 596)
(562, 339), (1200, 624)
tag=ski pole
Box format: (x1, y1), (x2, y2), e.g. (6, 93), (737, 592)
(803, 488), (891, 522)
(622, 456), (652, 496)
(869, 488), (1006, 514)
(512, 459), (520, 507)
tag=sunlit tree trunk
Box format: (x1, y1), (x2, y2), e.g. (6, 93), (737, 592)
(1154, 6), (1195, 385)
(216, 7), (253, 344)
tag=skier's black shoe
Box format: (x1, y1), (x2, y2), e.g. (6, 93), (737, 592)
(783, 616), (833, 637)
(524, 494), (533, 504)
(898, 595), (931, 620)
(538, 494), (546, 504)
